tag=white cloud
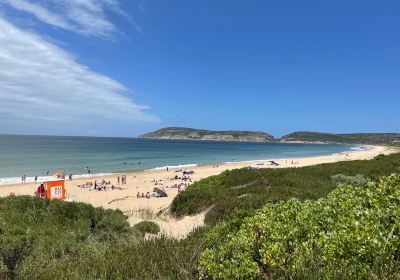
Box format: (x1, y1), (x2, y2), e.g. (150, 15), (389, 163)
(0, 0), (138, 38)
(0, 17), (158, 136)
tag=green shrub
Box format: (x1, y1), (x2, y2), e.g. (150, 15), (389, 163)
(0, 196), (204, 279)
(133, 221), (160, 235)
(331, 173), (371, 187)
(199, 174), (400, 279)
(0, 196), (138, 279)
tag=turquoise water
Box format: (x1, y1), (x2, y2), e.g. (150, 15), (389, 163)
(0, 134), (357, 184)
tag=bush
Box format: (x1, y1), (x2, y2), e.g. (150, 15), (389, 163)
(331, 173), (371, 187)
(133, 221), (160, 235)
(199, 174), (400, 279)
(0, 196), (203, 280)
(0, 196), (138, 279)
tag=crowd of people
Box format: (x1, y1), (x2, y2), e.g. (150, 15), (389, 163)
(28, 168), (194, 199)
(77, 179), (122, 191)
(137, 191), (152, 198)
(167, 170), (195, 192)
(13, 164), (200, 207)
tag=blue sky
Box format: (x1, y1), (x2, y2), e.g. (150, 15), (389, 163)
(0, 0), (399, 137)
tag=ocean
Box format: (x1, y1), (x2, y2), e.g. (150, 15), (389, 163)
(0, 134), (359, 185)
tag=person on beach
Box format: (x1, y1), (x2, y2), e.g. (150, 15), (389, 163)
(137, 192), (141, 198)
(21, 175), (26, 183)
(118, 176), (120, 185)
(34, 176), (38, 183)
(69, 173), (72, 181)
(36, 184), (46, 198)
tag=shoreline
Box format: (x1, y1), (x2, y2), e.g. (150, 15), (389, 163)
(0, 145), (398, 239)
(0, 143), (367, 185)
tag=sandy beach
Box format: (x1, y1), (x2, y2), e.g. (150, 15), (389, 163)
(0, 145), (397, 238)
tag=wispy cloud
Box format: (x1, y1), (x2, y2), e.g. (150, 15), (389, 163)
(0, 0), (138, 38)
(138, 1), (145, 12)
(0, 17), (158, 136)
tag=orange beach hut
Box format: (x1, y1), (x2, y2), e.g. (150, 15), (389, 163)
(44, 180), (65, 200)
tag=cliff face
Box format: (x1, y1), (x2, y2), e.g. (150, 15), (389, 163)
(139, 127), (274, 142)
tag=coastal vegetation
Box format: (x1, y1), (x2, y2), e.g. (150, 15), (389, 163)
(172, 153), (400, 225)
(1, 153), (400, 279)
(133, 220), (160, 235)
(200, 174), (400, 279)
(0, 196), (199, 279)
(0, 196), (140, 279)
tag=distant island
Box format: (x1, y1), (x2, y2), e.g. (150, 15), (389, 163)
(139, 127), (400, 144)
(139, 127), (274, 142)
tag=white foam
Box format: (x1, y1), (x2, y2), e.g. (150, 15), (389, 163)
(146, 163), (198, 171)
(69, 173), (113, 179)
(350, 146), (369, 151)
(224, 158), (276, 164)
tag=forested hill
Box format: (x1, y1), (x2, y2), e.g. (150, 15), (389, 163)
(139, 127), (274, 142)
(281, 131), (400, 144)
